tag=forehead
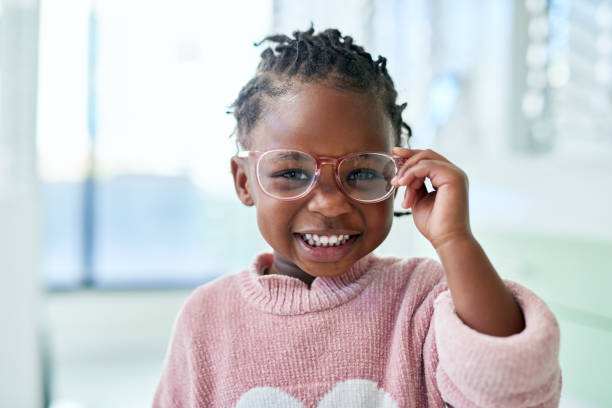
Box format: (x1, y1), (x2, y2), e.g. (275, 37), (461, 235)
(249, 83), (393, 155)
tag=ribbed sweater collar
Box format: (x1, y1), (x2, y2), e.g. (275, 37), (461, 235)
(238, 252), (376, 315)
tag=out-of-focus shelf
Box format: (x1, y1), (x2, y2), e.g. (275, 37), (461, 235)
(474, 230), (612, 408)
(477, 230), (612, 322)
(458, 155), (612, 243)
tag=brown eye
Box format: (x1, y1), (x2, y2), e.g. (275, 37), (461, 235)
(346, 168), (383, 181)
(272, 169), (312, 180)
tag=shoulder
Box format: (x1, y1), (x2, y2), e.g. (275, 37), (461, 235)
(175, 271), (243, 328)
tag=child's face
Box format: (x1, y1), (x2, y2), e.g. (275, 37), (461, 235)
(232, 82), (395, 277)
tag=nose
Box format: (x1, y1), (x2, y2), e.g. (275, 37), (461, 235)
(306, 164), (353, 217)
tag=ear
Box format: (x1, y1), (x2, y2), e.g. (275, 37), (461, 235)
(231, 157), (255, 206)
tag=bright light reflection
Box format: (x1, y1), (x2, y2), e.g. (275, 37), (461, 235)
(36, 0), (90, 182)
(527, 69), (548, 88)
(596, 3), (612, 28)
(528, 16), (549, 39)
(597, 34), (612, 55)
(526, 43), (548, 68)
(594, 60), (612, 84)
(526, 0), (547, 14)
(522, 90), (545, 118)
(37, 0), (272, 196)
(548, 61), (570, 88)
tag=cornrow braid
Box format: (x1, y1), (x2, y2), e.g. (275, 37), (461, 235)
(229, 26), (412, 150)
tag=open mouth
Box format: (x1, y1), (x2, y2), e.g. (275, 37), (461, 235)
(293, 232), (361, 263)
(296, 233), (358, 248)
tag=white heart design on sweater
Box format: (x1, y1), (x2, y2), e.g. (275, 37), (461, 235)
(236, 386), (303, 407)
(236, 379), (399, 408)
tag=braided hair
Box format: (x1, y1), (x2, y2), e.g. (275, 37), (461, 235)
(229, 26), (412, 150)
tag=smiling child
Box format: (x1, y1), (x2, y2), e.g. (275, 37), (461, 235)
(154, 27), (561, 407)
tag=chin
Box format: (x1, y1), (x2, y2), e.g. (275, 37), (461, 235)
(298, 257), (354, 277)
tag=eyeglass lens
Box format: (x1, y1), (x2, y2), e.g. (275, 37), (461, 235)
(257, 150), (397, 201)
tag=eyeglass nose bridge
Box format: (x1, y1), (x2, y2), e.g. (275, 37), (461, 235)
(311, 156), (345, 191)
(315, 156), (342, 168)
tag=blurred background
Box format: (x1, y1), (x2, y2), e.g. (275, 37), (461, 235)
(1, 0), (611, 406)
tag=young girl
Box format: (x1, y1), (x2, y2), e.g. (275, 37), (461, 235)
(154, 27), (561, 407)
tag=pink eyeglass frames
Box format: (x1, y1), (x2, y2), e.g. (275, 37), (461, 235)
(236, 148), (407, 203)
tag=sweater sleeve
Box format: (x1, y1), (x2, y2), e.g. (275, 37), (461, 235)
(427, 280), (562, 407)
(153, 300), (202, 407)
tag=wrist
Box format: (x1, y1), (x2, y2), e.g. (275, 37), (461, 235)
(431, 231), (475, 253)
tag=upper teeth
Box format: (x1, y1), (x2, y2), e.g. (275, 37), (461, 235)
(301, 233), (352, 247)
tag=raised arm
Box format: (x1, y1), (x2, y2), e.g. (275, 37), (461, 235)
(435, 234), (524, 336)
(391, 147), (524, 336)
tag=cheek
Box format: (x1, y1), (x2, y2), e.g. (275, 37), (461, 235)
(254, 199), (296, 247)
(368, 199), (394, 238)
(255, 206), (279, 249)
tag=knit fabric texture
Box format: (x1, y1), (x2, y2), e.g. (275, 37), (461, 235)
(153, 252), (562, 407)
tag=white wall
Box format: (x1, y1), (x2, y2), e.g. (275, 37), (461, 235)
(0, 0), (44, 406)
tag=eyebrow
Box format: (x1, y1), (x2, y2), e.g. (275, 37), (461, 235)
(351, 153), (379, 161)
(276, 151), (306, 161)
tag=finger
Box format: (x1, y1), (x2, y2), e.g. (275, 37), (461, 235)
(399, 160), (455, 190)
(397, 150), (448, 180)
(402, 182), (427, 209)
(412, 183), (428, 207)
(390, 149), (422, 186)
(402, 186), (412, 209)
(394, 175), (426, 190)
(409, 176), (426, 190)
(391, 147), (421, 158)
(395, 149), (451, 181)
(398, 160), (435, 187)
(391, 148), (419, 180)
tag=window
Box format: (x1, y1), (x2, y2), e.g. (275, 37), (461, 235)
(517, 0), (612, 157)
(38, 0), (273, 288)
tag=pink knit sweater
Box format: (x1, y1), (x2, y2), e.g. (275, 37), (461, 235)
(153, 252), (561, 407)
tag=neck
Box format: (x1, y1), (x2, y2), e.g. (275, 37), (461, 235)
(267, 250), (316, 288)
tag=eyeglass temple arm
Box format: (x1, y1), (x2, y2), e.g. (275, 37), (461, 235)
(236, 151), (252, 158)
(391, 155), (412, 217)
(393, 155), (409, 167)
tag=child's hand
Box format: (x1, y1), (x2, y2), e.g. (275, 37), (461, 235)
(391, 147), (472, 250)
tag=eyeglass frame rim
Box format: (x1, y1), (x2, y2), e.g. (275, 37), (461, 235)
(235, 148), (408, 204)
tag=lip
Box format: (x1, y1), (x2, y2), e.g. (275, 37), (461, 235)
(294, 229), (362, 235)
(294, 233), (359, 262)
